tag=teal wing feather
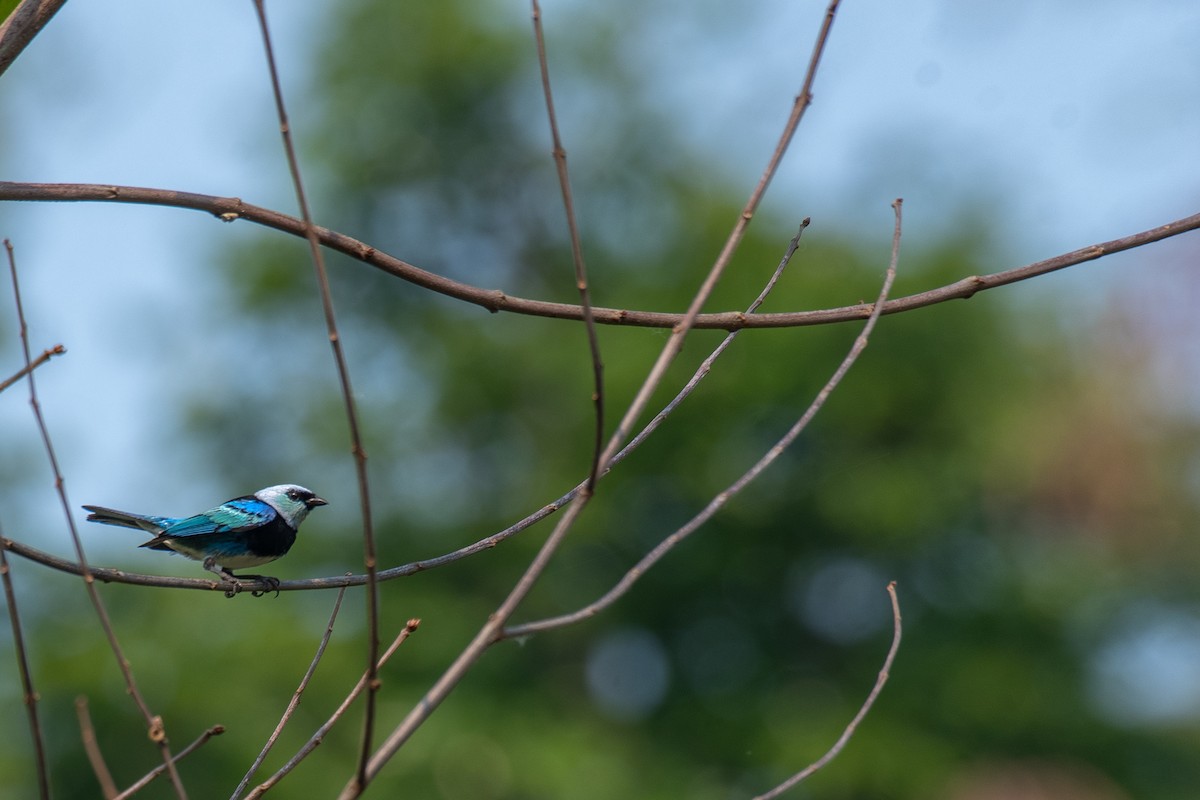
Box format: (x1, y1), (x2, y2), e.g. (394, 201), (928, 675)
(161, 497), (278, 538)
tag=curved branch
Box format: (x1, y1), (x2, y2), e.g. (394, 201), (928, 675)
(753, 582), (902, 799)
(2, 182), (1196, 330)
(531, 0), (605, 491)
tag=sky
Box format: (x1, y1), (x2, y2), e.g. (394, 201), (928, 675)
(1, 0), (1199, 720)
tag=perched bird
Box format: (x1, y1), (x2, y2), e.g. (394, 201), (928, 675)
(83, 484), (327, 595)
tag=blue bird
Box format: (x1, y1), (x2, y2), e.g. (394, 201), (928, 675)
(83, 484), (327, 595)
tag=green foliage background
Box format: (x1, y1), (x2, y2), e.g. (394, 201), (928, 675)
(3, 1), (1199, 798)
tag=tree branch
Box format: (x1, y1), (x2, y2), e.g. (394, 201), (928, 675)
(244, 619), (420, 800)
(0, 539), (50, 799)
(2, 181), (1195, 330)
(75, 696), (117, 799)
(231, 586), (348, 799)
(753, 582), (902, 799)
(0, 0), (69, 78)
(531, 0), (605, 491)
(249, 4), (381, 788)
(0, 343), (64, 394)
(112, 726), (225, 800)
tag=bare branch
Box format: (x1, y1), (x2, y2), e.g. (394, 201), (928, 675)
(76, 696), (118, 799)
(112, 726), (226, 800)
(3, 182), (1193, 330)
(0, 536), (50, 799)
(231, 586), (348, 800)
(0, 0), (69, 78)
(596, 0), (841, 471)
(245, 619), (420, 800)
(531, 0), (605, 491)
(505, 201), (900, 639)
(753, 582), (903, 799)
(5, 239), (189, 798)
(248, 3), (381, 788)
(0, 343), (64, 394)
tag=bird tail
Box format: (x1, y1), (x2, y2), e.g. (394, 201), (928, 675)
(82, 505), (173, 535)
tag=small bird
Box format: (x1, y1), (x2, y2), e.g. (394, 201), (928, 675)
(83, 484), (327, 595)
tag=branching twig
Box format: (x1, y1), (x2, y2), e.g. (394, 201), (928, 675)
(597, 0), (841, 472)
(76, 696), (118, 799)
(752, 582), (903, 799)
(231, 586), (348, 800)
(0, 534), (50, 799)
(5, 239), (189, 799)
(339, 8), (845, 796)
(249, 3), (380, 790)
(1, 182), (1196, 330)
(531, 0), (605, 490)
(0, 342), (64, 394)
(245, 619), (420, 800)
(112, 726), (226, 800)
(505, 200), (900, 639)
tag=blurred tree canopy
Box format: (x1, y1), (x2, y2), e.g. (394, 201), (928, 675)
(4, 1), (1199, 798)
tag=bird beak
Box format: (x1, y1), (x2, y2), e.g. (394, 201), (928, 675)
(307, 496), (329, 508)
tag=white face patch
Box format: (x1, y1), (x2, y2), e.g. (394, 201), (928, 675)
(254, 484), (320, 529)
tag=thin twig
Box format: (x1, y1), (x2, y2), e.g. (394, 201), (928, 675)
(245, 619), (420, 800)
(752, 582), (903, 799)
(76, 696), (118, 799)
(248, 3), (380, 790)
(2, 182), (1197, 331)
(505, 201), (900, 639)
(0, 535), (50, 799)
(0, 0), (70, 78)
(531, 0), (605, 490)
(112, 726), (226, 800)
(231, 586), (348, 800)
(0, 343), (64, 394)
(5, 239), (189, 798)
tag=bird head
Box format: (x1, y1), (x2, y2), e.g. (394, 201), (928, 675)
(255, 484), (328, 529)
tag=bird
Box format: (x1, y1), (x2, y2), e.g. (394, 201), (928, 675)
(83, 484), (327, 596)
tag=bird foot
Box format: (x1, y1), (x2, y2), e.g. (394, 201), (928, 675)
(239, 574), (281, 598)
(203, 558), (280, 598)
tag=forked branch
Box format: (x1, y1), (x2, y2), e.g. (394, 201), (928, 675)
(505, 199), (902, 639)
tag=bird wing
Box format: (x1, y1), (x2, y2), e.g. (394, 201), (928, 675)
(160, 497), (279, 539)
